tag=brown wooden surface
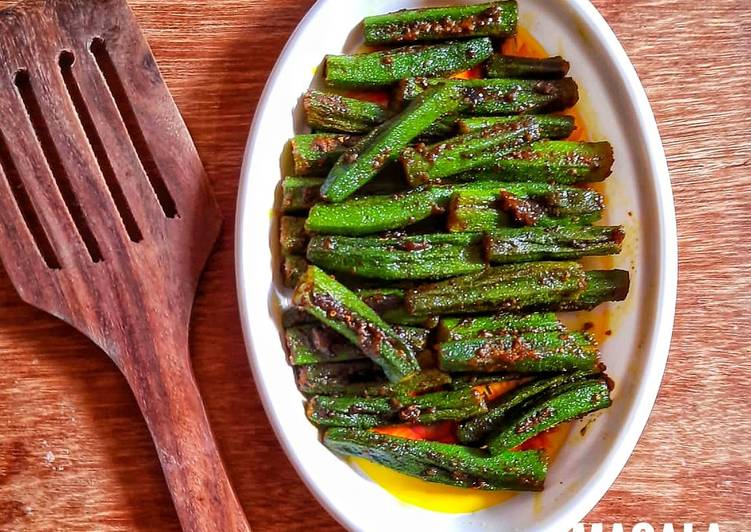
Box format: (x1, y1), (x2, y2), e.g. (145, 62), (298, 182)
(0, 1), (749, 530)
(0, 1), (250, 530)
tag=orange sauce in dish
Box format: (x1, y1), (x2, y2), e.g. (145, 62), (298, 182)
(353, 29), (606, 514)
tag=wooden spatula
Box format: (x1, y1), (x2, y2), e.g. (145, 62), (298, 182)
(0, 0), (251, 530)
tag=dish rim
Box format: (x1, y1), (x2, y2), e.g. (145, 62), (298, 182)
(234, 0), (678, 529)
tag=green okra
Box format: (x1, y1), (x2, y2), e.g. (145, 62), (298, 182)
(437, 331), (601, 374)
(282, 176), (325, 213)
(292, 266), (420, 382)
(451, 373), (527, 388)
(486, 55), (570, 79)
(307, 233), (486, 281)
(324, 428), (548, 491)
(291, 134), (361, 176)
(397, 77), (579, 115)
(437, 312), (564, 342)
(307, 386), (488, 428)
(485, 225), (625, 264)
(282, 255), (309, 289)
(457, 372), (594, 444)
(358, 288), (438, 327)
(285, 324), (430, 366)
(295, 360), (386, 396)
(401, 118), (543, 186)
(405, 261), (587, 316)
(325, 38), (493, 89)
(363, 1), (518, 45)
(321, 85), (463, 202)
(458, 141), (615, 184)
(307, 181), (594, 236)
(458, 114), (575, 138)
(447, 186), (603, 232)
(488, 378), (612, 453)
(280, 216), (308, 255)
(554, 270), (630, 311)
(303, 90), (391, 134)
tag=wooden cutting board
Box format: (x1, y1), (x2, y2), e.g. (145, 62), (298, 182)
(0, 0), (749, 530)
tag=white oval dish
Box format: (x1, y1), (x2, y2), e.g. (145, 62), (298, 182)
(235, 1), (678, 530)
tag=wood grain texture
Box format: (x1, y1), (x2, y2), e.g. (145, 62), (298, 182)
(0, 1), (748, 531)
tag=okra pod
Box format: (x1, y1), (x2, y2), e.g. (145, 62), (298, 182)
(363, 1), (518, 45)
(280, 216), (308, 255)
(322, 85), (463, 202)
(291, 134), (360, 176)
(458, 115), (575, 139)
(282, 176), (324, 213)
(307, 233), (486, 281)
(286, 324), (430, 366)
(402, 118), (543, 186)
(457, 372), (593, 444)
(554, 270), (630, 311)
(405, 261), (587, 316)
(486, 55), (570, 79)
(307, 386), (488, 428)
(438, 331), (601, 373)
(325, 38), (493, 89)
(447, 185), (603, 232)
(397, 77), (579, 115)
(437, 312), (564, 342)
(459, 141), (615, 184)
(308, 181), (595, 236)
(324, 428), (548, 491)
(295, 360), (385, 396)
(488, 378), (612, 453)
(282, 255), (309, 289)
(303, 90), (391, 134)
(485, 226), (625, 264)
(293, 266), (420, 381)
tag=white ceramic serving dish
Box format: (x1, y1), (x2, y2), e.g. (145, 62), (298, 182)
(236, 1), (678, 530)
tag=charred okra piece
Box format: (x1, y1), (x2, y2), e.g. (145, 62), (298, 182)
(485, 226), (625, 264)
(402, 118), (542, 186)
(358, 288), (437, 327)
(437, 312), (564, 342)
(363, 1), (518, 45)
(554, 270), (630, 311)
(307, 233), (486, 281)
(303, 90), (390, 134)
(324, 428), (548, 491)
(458, 114), (575, 138)
(488, 378), (612, 452)
(282, 176), (324, 213)
(295, 360), (385, 396)
(293, 266), (421, 382)
(437, 331), (601, 373)
(405, 261), (587, 316)
(486, 55), (570, 79)
(282, 255), (309, 289)
(286, 324), (430, 366)
(322, 84), (463, 202)
(307, 386), (488, 428)
(398, 77), (579, 115)
(291, 134), (360, 176)
(460, 141), (615, 184)
(325, 38), (493, 89)
(457, 372), (593, 444)
(280, 216), (308, 255)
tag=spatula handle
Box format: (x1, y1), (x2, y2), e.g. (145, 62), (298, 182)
(123, 336), (251, 532)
